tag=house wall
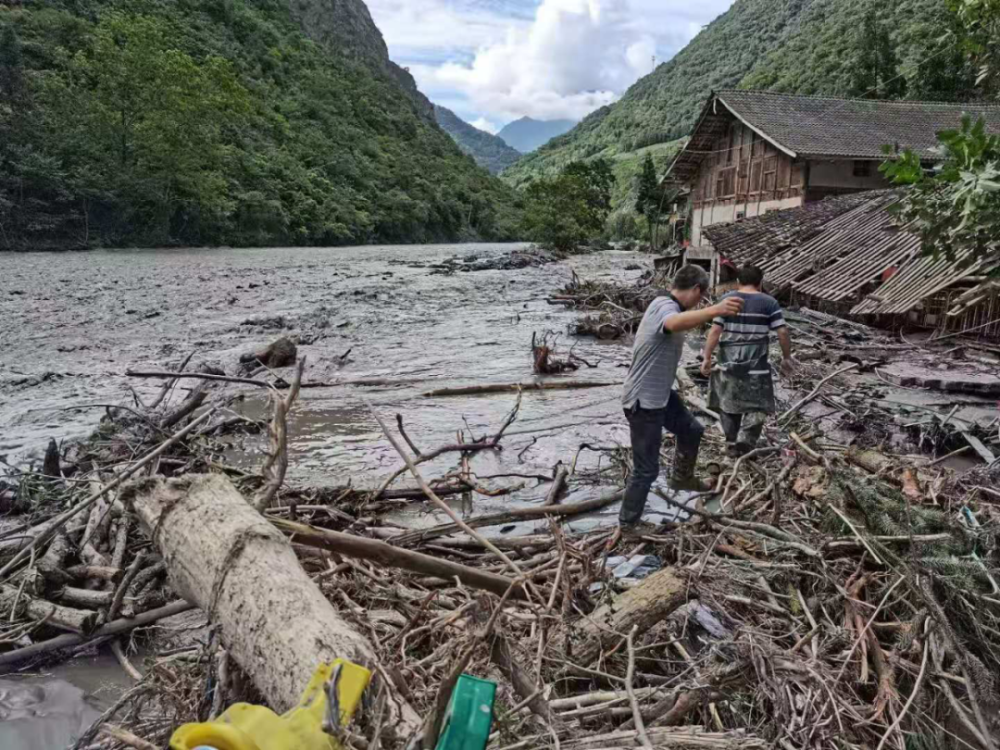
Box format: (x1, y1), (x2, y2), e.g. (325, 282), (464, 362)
(689, 119), (807, 245)
(691, 195), (804, 246)
(808, 160), (891, 191)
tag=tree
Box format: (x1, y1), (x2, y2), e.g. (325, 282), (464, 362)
(0, 25), (24, 103)
(881, 117), (1000, 262)
(849, 4), (905, 99)
(880, 1), (1000, 264)
(56, 13), (250, 243)
(635, 153), (662, 246)
(522, 159), (616, 252)
(947, 0), (1000, 97)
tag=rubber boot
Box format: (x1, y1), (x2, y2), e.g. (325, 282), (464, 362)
(668, 446), (715, 493)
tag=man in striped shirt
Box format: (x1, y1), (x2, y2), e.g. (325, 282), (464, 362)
(701, 265), (793, 458)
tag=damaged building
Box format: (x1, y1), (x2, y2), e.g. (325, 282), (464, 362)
(665, 91), (1000, 340)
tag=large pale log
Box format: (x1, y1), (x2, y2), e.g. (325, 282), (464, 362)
(126, 474), (400, 719)
(569, 568), (690, 665)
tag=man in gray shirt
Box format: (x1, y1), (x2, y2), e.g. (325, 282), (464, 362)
(620, 265), (743, 531)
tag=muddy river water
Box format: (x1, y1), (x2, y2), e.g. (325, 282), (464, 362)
(0, 244), (658, 506)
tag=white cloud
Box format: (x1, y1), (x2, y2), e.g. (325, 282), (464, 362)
(369, 0), (736, 124)
(470, 117), (500, 134)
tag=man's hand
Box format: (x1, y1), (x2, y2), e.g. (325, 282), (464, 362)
(711, 296), (744, 318)
(700, 359), (713, 378)
(780, 357), (796, 376)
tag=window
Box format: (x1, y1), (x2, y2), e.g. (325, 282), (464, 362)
(763, 156), (778, 192)
(853, 160), (872, 177)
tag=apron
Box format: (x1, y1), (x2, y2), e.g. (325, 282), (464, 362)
(707, 341), (776, 415)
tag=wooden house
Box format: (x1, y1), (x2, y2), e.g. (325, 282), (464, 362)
(666, 91), (1000, 248)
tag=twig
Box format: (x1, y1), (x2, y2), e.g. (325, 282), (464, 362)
(779, 364), (860, 424)
(99, 724), (157, 750)
(874, 621), (930, 750)
(110, 639), (143, 681)
(626, 626), (654, 749)
(253, 358), (306, 512)
(365, 398), (526, 579)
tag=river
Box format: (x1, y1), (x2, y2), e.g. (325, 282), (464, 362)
(0, 244), (656, 505)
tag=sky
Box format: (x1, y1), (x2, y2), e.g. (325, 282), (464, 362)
(366, 0), (736, 133)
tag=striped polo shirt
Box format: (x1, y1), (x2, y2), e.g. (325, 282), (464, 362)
(713, 291), (786, 364)
(622, 295), (686, 410)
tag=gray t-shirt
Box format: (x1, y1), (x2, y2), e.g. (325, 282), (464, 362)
(621, 295), (685, 410)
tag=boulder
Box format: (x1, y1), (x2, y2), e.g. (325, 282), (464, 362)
(240, 337), (297, 369)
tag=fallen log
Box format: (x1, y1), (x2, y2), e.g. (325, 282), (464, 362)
(273, 519), (527, 601)
(0, 600), (193, 667)
(391, 490), (622, 546)
(568, 568), (689, 665)
(423, 380), (617, 398)
(126, 474), (417, 730)
(0, 583), (99, 634)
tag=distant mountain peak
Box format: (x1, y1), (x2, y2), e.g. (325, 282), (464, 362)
(433, 105), (521, 174)
(497, 117), (576, 153)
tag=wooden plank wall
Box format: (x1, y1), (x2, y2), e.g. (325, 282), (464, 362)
(691, 120), (805, 209)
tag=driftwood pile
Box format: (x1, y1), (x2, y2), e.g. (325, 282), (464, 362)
(548, 270), (667, 339)
(2, 321), (1000, 750)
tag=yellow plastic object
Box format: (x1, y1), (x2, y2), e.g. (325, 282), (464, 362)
(170, 660), (371, 750)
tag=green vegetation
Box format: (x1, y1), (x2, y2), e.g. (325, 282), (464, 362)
(433, 105), (521, 175)
(504, 0), (970, 195)
(522, 159), (613, 251)
(0, 0), (521, 250)
(881, 1), (1000, 264)
(848, 4), (905, 99)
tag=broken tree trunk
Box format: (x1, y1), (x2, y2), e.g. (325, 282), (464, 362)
(127, 474), (416, 729)
(568, 568), (690, 665)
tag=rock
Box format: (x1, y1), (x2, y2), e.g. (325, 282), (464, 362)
(42, 439), (60, 478)
(240, 337), (297, 369)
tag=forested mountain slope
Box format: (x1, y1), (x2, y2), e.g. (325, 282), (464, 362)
(433, 106), (522, 174)
(503, 0), (958, 187)
(0, 0), (520, 250)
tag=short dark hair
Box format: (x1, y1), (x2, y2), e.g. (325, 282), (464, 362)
(737, 265), (764, 287)
(673, 264), (710, 292)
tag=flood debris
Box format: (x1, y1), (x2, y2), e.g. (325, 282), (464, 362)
(548, 270), (664, 339)
(2, 280), (1000, 750)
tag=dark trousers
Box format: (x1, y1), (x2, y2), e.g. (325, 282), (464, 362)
(719, 411), (766, 449)
(620, 392), (704, 525)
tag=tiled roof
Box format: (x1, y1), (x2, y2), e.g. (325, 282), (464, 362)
(665, 91), (1000, 184)
(716, 90), (1000, 160)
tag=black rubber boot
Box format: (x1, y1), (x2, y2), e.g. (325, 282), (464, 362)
(668, 446), (715, 493)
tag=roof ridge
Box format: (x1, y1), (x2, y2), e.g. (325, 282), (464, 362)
(715, 89), (1000, 109)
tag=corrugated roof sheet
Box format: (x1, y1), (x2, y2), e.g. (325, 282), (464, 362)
(702, 191), (894, 268)
(851, 250), (986, 315)
(698, 188), (990, 314)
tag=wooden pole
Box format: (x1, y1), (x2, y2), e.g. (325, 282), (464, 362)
(272, 519), (526, 601)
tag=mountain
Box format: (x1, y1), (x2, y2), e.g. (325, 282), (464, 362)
(503, 0), (954, 188)
(0, 0), (520, 250)
(433, 106), (522, 174)
(497, 117), (577, 153)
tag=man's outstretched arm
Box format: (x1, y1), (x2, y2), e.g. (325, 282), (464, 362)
(701, 324), (723, 377)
